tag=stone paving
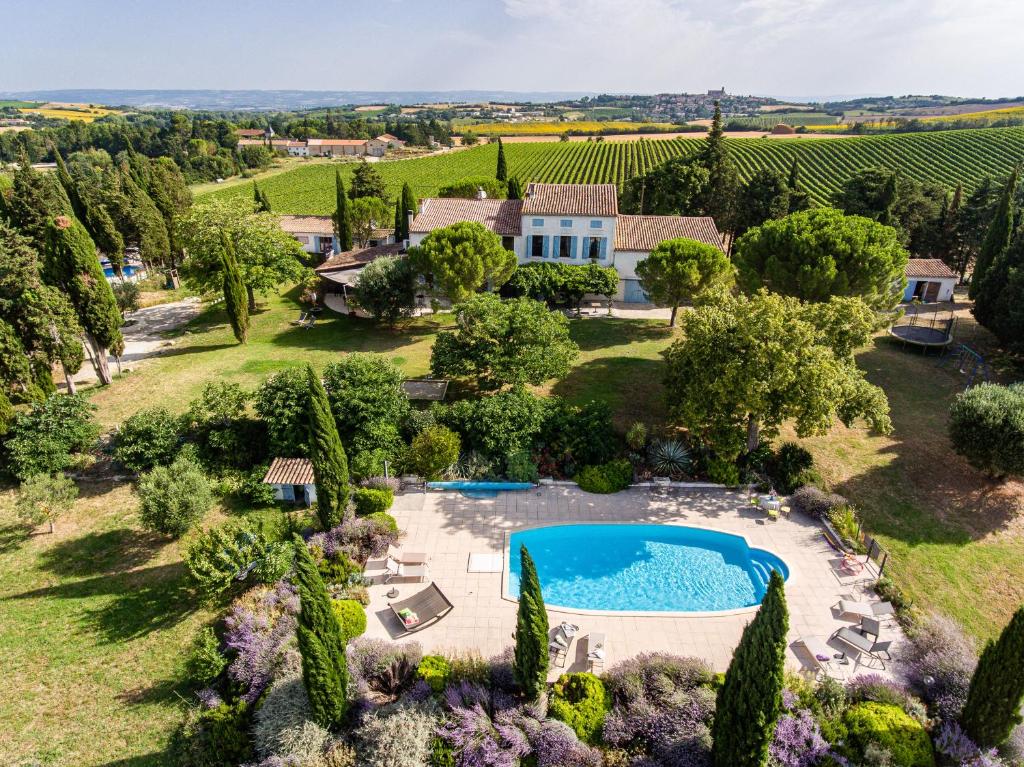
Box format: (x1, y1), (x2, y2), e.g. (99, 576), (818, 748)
(363, 486), (905, 681)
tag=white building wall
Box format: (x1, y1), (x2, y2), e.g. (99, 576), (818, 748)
(519, 214), (616, 264)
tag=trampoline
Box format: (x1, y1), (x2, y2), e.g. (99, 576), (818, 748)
(888, 324), (953, 347)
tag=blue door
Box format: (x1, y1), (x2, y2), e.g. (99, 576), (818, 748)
(623, 279), (649, 303)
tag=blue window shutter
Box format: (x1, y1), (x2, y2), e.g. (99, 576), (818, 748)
(570, 236), (578, 260)
(599, 238), (608, 260)
(526, 236), (533, 258)
(582, 236), (590, 260)
(542, 236), (550, 258)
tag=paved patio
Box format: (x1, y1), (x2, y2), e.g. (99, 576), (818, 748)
(363, 486), (905, 680)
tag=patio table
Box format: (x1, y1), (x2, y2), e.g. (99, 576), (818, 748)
(759, 496), (782, 512)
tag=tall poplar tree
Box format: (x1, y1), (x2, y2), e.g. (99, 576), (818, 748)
(293, 534), (349, 728)
(961, 605), (1024, 748)
(507, 177), (524, 200)
(333, 171), (353, 252)
(305, 363), (349, 529)
(44, 215), (123, 385)
(712, 570), (789, 767)
(970, 166), (1018, 298)
(496, 137), (508, 181)
(513, 545), (549, 702)
(219, 232), (249, 344)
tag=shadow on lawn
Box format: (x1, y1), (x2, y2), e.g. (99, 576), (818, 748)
(568, 317), (674, 352)
(551, 356), (666, 428)
(8, 561), (196, 643)
(38, 528), (164, 577)
(0, 522), (31, 554)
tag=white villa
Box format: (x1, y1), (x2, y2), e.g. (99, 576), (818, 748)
(409, 183), (724, 302)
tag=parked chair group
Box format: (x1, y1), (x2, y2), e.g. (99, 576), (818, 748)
(830, 598), (896, 669)
(384, 553), (429, 584)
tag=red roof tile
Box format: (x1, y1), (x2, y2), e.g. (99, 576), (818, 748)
(905, 259), (957, 279)
(614, 215), (724, 252)
(315, 242), (404, 273)
(522, 183), (618, 217)
(411, 198), (523, 236)
(280, 215), (334, 236)
(262, 457), (314, 485)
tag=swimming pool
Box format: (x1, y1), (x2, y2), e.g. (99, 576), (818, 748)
(427, 481), (533, 499)
(507, 524), (788, 613)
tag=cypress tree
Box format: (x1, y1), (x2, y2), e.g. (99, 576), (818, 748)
(513, 545), (549, 701)
(970, 167), (1017, 298)
(54, 150), (124, 269)
(7, 161), (72, 252)
(961, 605), (1024, 748)
(293, 534), (348, 728)
(118, 166), (171, 268)
(496, 137), (508, 181)
(253, 182), (272, 213)
(507, 177), (524, 200)
(712, 570), (789, 767)
(219, 232), (249, 344)
(393, 197), (404, 242)
(305, 363), (349, 528)
(332, 171), (353, 252)
(786, 160), (810, 213)
(400, 183), (417, 241)
(698, 102), (739, 231)
(944, 183), (965, 277)
(44, 215), (123, 385)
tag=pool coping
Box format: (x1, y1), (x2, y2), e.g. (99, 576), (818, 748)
(500, 520), (794, 618)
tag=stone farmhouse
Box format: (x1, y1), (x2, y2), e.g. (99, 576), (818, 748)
(237, 133), (405, 158)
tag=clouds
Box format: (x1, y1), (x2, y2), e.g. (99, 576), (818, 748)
(2, 0), (1023, 97)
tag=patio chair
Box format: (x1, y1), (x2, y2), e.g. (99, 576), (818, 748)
(290, 312), (308, 326)
(836, 599), (895, 621)
(384, 556), (429, 584)
(586, 632), (607, 672)
(832, 626), (892, 669)
(549, 621), (580, 668)
(386, 545), (428, 566)
(859, 616), (883, 639)
(388, 582), (454, 633)
(797, 636), (841, 680)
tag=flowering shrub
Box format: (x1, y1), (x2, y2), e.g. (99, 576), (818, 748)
(839, 702), (935, 767)
(252, 674), (331, 762)
(548, 673), (611, 745)
(437, 688), (529, 767)
(901, 613), (977, 720)
(361, 475), (402, 494)
(347, 637), (423, 703)
(417, 655), (452, 693)
(356, 701), (439, 767)
(769, 709), (833, 767)
(602, 654), (716, 766)
(223, 582), (300, 703)
(933, 720), (1008, 767)
(514, 705), (601, 767)
(845, 675), (927, 723)
(186, 626), (227, 683)
(306, 515), (399, 564)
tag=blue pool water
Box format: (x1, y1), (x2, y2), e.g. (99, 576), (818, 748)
(427, 481), (533, 498)
(508, 524), (788, 612)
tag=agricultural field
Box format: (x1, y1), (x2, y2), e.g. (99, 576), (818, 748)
(0, 100), (43, 109)
(466, 120), (679, 136)
(732, 112), (843, 129)
(199, 126), (1024, 212)
(18, 102), (119, 122)
(919, 105), (1024, 125)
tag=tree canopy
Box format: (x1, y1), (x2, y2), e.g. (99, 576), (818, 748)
(732, 207), (909, 311)
(408, 221), (517, 302)
(619, 156), (709, 216)
(353, 255), (417, 327)
(348, 161), (388, 203)
(635, 237), (734, 326)
(663, 291), (892, 459)
(430, 293), (579, 390)
(349, 196), (390, 247)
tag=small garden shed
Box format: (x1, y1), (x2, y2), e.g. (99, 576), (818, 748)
(262, 457), (318, 506)
(904, 259), (957, 302)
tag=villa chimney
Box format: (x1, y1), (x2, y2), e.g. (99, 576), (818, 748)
(476, 187), (487, 200)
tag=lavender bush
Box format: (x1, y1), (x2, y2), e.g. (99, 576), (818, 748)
(361, 476), (402, 494)
(307, 515), (399, 564)
(900, 612), (977, 720)
(514, 705), (602, 767)
(223, 581), (300, 703)
(437, 697), (530, 767)
(768, 709), (834, 767)
(347, 637), (423, 705)
(933, 720), (1009, 767)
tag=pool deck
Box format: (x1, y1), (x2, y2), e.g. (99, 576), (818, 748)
(362, 486), (906, 680)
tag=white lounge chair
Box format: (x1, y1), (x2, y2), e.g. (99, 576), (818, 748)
(836, 599), (895, 621)
(586, 632), (607, 672)
(549, 622), (579, 668)
(797, 636), (841, 679)
(386, 545), (428, 566)
(384, 556), (429, 584)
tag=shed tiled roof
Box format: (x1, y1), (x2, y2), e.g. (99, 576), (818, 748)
(615, 215), (724, 252)
(315, 242), (404, 273)
(906, 258), (957, 279)
(411, 198), (523, 236)
(522, 183), (618, 217)
(280, 214), (334, 236)
(306, 138), (368, 146)
(376, 133), (403, 142)
(263, 457), (314, 485)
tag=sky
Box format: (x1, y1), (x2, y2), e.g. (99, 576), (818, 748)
(3, 0), (1023, 99)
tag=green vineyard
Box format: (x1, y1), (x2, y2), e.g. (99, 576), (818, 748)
(200, 127), (1024, 215)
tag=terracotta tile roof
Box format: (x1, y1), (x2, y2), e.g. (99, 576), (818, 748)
(315, 242), (404, 273)
(235, 128), (264, 137)
(615, 215), (724, 252)
(280, 214), (334, 236)
(376, 133), (403, 142)
(411, 198), (523, 236)
(906, 258), (957, 279)
(263, 457), (314, 485)
(371, 227), (395, 240)
(522, 183), (618, 217)
(306, 138), (368, 146)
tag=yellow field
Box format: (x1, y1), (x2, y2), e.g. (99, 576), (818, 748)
(467, 120), (679, 136)
(920, 105), (1024, 123)
(18, 102), (119, 122)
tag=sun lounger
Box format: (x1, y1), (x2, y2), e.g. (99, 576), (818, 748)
(388, 582), (454, 633)
(549, 621), (579, 668)
(822, 520), (851, 553)
(290, 312), (308, 325)
(832, 626), (892, 669)
(384, 556), (429, 584)
(797, 636), (840, 679)
(836, 599), (895, 620)
(386, 545), (428, 566)
(586, 632), (607, 672)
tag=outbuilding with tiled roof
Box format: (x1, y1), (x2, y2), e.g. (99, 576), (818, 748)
(903, 258), (958, 303)
(411, 198), (523, 237)
(262, 458), (317, 506)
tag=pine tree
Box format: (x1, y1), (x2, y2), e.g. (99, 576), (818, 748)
(44, 215), (123, 385)
(712, 570), (789, 767)
(219, 232), (249, 344)
(507, 177), (524, 200)
(293, 534), (348, 728)
(961, 605), (1024, 748)
(332, 171), (353, 252)
(305, 363), (349, 528)
(496, 137), (508, 181)
(970, 166), (1017, 298)
(513, 545), (549, 701)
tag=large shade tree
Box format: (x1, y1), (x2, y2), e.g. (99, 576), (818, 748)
(635, 237), (734, 326)
(619, 156), (710, 216)
(353, 255), (417, 327)
(430, 293), (579, 390)
(732, 207), (909, 311)
(663, 291), (892, 458)
(408, 221), (517, 302)
(177, 197), (308, 311)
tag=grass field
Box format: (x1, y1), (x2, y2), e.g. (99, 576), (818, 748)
(199, 127), (1024, 212)
(0, 100), (43, 109)
(466, 120), (679, 136)
(919, 105), (1024, 125)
